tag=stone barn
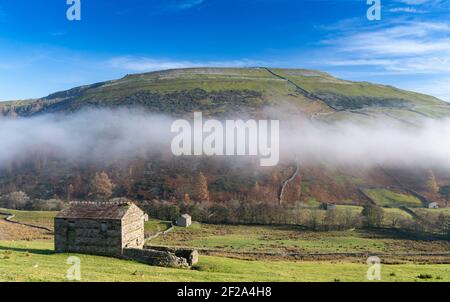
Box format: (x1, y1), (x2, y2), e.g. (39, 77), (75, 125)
(176, 214), (192, 228)
(427, 202), (439, 209)
(55, 201), (199, 267)
(54, 201), (145, 257)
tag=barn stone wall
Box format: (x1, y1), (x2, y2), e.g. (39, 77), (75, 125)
(123, 248), (190, 267)
(121, 205), (145, 250)
(54, 203), (198, 268)
(54, 218), (122, 257)
(149, 246), (199, 266)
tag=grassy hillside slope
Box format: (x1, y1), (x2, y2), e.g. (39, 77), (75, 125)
(2, 68), (449, 121)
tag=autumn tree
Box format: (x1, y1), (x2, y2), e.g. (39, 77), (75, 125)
(6, 191), (30, 209)
(67, 184), (75, 202)
(90, 172), (114, 201)
(426, 169), (439, 193)
(194, 172), (209, 202)
(438, 185), (450, 207)
(251, 182), (261, 201)
(362, 204), (384, 228)
(183, 193), (192, 205)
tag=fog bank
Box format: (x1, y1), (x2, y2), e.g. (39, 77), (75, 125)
(0, 108), (449, 170)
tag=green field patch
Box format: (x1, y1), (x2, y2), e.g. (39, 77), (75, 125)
(149, 222), (450, 255)
(144, 219), (172, 234)
(1, 241), (449, 282)
(365, 189), (423, 208)
(0, 208), (56, 229)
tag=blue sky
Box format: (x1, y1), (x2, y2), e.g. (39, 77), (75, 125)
(0, 0), (449, 101)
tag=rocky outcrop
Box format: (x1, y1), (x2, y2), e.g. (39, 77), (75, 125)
(123, 247), (198, 268)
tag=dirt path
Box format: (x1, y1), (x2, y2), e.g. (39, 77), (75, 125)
(145, 224), (174, 242)
(0, 211), (53, 232)
(278, 161), (301, 205)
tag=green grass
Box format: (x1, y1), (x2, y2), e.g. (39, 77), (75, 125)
(4, 67), (450, 123)
(1, 241), (449, 282)
(149, 222), (450, 255)
(0, 208), (56, 229)
(413, 208), (450, 215)
(336, 205), (414, 226)
(144, 219), (172, 234)
(383, 208), (414, 226)
(365, 189), (423, 208)
(336, 205), (363, 214)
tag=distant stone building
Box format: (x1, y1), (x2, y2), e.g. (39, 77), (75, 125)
(320, 203), (337, 211)
(176, 214), (192, 227)
(427, 202), (439, 209)
(54, 201), (145, 257)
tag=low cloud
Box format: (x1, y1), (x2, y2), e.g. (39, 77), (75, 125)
(107, 56), (268, 72)
(1, 109), (450, 171)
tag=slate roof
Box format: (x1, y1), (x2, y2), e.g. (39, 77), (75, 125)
(56, 202), (135, 220)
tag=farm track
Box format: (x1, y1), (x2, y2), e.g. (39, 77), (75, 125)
(0, 211), (53, 233)
(145, 223), (174, 242)
(278, 161), (301, 205)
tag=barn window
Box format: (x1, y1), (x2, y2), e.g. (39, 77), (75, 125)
(68, 221), (75, 229)
(100, 222), (108, 232)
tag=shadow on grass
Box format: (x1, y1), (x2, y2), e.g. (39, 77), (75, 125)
(0, 245), (55, 255)
(360, 228), (447, 241)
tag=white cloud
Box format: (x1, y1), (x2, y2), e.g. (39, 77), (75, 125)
(394, 0), (450, 10)
(161, 0), (206, 12)
(396, 0), (432, 4)
(324, 21), (450, 70)
(176, 0), (205, 10)
(319, 20), (450, 102)
(389, 7), (427, 13)
(107, 56), (269, 72)
(403, 78), (450, 102)
(108, 57), (196, 72)
(330, 22), (450, 56)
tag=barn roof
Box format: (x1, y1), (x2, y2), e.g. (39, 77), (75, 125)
(56, 202), (138, 220)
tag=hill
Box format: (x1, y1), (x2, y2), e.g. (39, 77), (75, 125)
(0, 68), (449, 206)
(2, 68), (450, 122)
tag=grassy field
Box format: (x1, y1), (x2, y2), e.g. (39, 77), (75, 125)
(413, 208), (450, 217)
(0, 209), (169, 236)
(365, 189), (423, 208)
(1, 241), (449, 282)
(144, 219), (172, 234)
(0, 208), (57, 229)
(336, 205), (414, 226)
(149, 222), (450, 255)
(1, 209), (450, 282)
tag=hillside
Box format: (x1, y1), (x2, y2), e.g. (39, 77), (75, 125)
(0, 68), (449, 206)
(2, 68), (450, 122)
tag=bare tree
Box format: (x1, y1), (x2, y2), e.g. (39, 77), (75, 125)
(6, 191), (30, 209)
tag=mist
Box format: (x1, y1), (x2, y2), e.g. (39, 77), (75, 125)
(282, 117), (450, 170)
(0, 108), (174, 166)
(0, 108), (449, 170)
